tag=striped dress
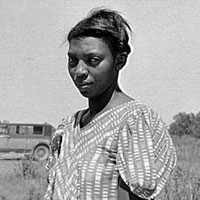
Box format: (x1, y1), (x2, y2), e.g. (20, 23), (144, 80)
(44, 100), (177, 200)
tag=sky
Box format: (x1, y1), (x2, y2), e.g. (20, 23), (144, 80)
(0, 0), (200, 127)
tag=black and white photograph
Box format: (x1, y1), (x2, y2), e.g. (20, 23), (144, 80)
(0, 0), (200, 199)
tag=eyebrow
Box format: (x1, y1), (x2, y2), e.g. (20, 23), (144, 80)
(68, 52), (101, 57)
(68, 52), (75, 57)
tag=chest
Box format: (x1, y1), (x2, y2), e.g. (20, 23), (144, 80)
(75, 125), (119, 163)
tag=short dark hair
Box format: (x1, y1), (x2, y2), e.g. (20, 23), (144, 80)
(67, 8), (132, 57)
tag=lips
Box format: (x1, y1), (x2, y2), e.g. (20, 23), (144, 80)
(76, 83), (92, 90)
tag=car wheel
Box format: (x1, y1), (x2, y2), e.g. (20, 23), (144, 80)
(34, 145), (49, 161)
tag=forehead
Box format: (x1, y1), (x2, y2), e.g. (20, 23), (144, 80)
(68, 37), (111, 54)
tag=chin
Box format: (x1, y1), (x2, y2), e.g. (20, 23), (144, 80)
(79, 91), (99, 99)
(79, 90), (93, 98)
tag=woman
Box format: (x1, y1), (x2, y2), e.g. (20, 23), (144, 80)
(44, 8), (177, 200)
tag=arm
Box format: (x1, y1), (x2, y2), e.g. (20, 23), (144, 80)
(117, 108), (177, 199)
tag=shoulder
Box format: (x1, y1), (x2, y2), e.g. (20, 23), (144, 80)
(125, 100), (157, 119)
(122, 99), (167, 130)
(49, 111), (80, 153)
(50, 111), (81, 141)
(57, 110), (83, 129)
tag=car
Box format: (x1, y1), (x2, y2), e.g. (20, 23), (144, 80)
(0, 123), (55, 161)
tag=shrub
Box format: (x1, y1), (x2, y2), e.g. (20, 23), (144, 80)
(13, 158), (40, 179)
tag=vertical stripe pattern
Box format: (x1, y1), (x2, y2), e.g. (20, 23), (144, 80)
(44, 100), (177, 200)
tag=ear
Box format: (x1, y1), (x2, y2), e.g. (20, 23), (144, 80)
(115, 52), (128, 71)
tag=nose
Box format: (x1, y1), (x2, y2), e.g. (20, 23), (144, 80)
(75, 60), (88, 82)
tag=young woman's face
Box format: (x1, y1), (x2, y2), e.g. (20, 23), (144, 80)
(68, 37), (118, 98)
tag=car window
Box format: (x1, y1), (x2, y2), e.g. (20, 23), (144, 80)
(14, 125), (27, 135)
(9, 125), (17, 134)
(27, 126), (34, 135)
(0, 125), (8, 136)
(33, 126), (43, 135)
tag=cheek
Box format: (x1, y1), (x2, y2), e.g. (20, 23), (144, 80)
(98, 60), (115, 74)
(100, 64), (117, 80)
(68, 68), (75, 80)
(68, 67), (74, 75)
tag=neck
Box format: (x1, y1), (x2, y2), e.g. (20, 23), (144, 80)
(80, 83), (132, 128)
(88, 82), (119, 116)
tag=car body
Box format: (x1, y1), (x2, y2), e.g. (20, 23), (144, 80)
(0, 123), (55, 160)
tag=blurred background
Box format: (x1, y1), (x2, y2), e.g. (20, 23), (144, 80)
(0, 0), (200, 127)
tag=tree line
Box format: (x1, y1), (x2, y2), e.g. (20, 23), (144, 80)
(1, 112), (200, 138)
(168, 111), (200, 138)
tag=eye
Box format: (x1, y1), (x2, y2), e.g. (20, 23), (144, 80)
(87, 56), (101, 66)
(68, 57), (78, 67)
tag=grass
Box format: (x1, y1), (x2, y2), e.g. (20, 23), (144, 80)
(0, 135), (200, 199)
(157, 135), (200, 199)
(0, 159), (48, 200)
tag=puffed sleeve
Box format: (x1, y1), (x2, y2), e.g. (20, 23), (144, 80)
(116, 107), (177, 199)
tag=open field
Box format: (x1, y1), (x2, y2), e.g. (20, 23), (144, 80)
(0, 135), (200, 200)
(158, 136), (200, 199)
(0, 159), (48, 200)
